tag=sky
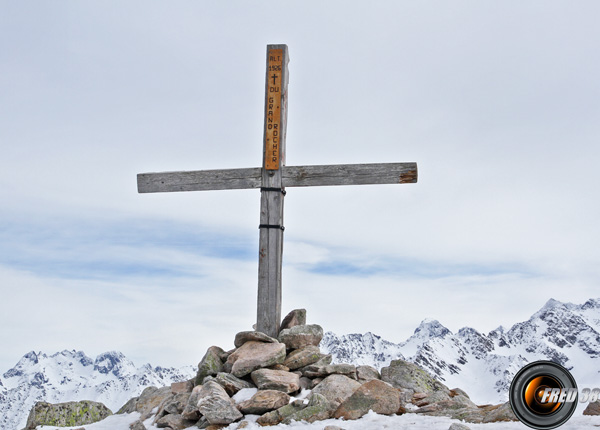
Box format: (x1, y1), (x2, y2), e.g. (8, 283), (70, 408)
(1, 1), (599, 372)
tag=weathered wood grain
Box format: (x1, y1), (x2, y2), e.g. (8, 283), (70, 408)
(282, 163), (417, 187)
(257, 44), (289, 338)
(137, 168), (262, 193)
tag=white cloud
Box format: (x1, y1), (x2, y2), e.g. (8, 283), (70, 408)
(1, 1), (599, 372)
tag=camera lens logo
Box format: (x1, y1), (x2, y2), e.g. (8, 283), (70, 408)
(509, 361), (578, 429)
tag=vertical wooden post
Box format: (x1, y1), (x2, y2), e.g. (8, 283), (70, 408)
(257, 45), (289, 338)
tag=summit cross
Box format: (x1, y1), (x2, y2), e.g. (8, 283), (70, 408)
(137, 45), (418, 338)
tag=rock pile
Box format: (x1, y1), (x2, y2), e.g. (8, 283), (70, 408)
(119, 309), (517, 429)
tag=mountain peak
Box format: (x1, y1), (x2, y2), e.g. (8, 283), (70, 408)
(93, 351), (133, 376)
(541, 298), (564, 311)
(413, 318), (451, 338)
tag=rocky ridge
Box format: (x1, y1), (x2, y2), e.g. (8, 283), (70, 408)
(0, 350), (193, 430)
(321, 298), (600, 404)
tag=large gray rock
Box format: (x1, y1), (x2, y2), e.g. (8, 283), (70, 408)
(278, 324), (324, 349)
(311, 374), (361, 409)
(228, 341), (286, 377)
(155, 413), (197, 430)
(381, 359), (449, 395)
(303, 363), (357, 380)
(25, 400), (112, 430)
(251, 368), (301, 393)
(280, 309), (307, 330)
(237, 389), (291, 415)
(117, 386), (172, 420)
(356, 365), (381, 383)
(204, 372), (255, 396)
(333, 379), (400, 420)
(256, 399), (306, 426)
(282, 393), (332, 424)
(196, 346), (225, 385)
(234, 331), (279, 348)
(415, 398), (516, 424)
(181, 385), (202, 420)
(197, 380), (243, 425)
(283, 345), (322, 370)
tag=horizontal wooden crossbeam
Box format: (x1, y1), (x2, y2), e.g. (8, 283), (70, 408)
(137, 162), (417, 193)
(282, 162), (417, 187)
(137, 167), (262, 193)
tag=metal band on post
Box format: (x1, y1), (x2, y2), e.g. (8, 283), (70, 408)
(259, 224), (285, 231)
(260, 187), (286, 195)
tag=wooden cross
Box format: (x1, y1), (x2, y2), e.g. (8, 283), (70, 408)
(137, 45), (418, 338)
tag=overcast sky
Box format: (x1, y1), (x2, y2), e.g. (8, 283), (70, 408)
(1, 1), (599, 372)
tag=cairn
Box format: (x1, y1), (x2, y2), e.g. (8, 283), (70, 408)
(121, 309), (517, 429)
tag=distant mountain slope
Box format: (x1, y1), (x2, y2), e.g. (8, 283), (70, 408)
(3, 298), (600, 429)
(0, 350), (194, 430)
(321, 298), (600, 405)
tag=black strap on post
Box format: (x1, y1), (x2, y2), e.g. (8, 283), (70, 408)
(260, 187), (287, 195)
(259, 224), (285, 231)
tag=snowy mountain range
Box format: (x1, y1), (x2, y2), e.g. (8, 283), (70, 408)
(321, 298), (600, 405)
(0, 350), (194, 430)
(2, 298), (600, 430)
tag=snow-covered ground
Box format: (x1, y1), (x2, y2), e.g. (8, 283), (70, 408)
(37, 411), (600, 430)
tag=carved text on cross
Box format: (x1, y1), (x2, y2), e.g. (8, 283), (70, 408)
(137, 45), (418, 338)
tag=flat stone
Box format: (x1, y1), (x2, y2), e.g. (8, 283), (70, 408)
(228, 341), (286, 378)
(205, 372), (255, 396)
(251, 368), (300, 393)
(297, 354), (332, 374)
(268, 363), (290, 371)
(237, 389), (291, 414)
(278, 324), (323, 349)
(284, 345), (322, 370)
(196, 346), (225, 385)
(356, 365), (381, 383)
(311, 374), (361, 409)
(155, 413), (197, 430)
(282, 393), (332, 424)
(414, 397), (516, 424)
(280, 309), (307, 330)
(234, 331), (279, 348)
(334, 379), (400, 420)
(256, 399), (306, 426)
(197, 381), (243, 425)
(171, 380), (194, 394)
(303, 363), (357, 380)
